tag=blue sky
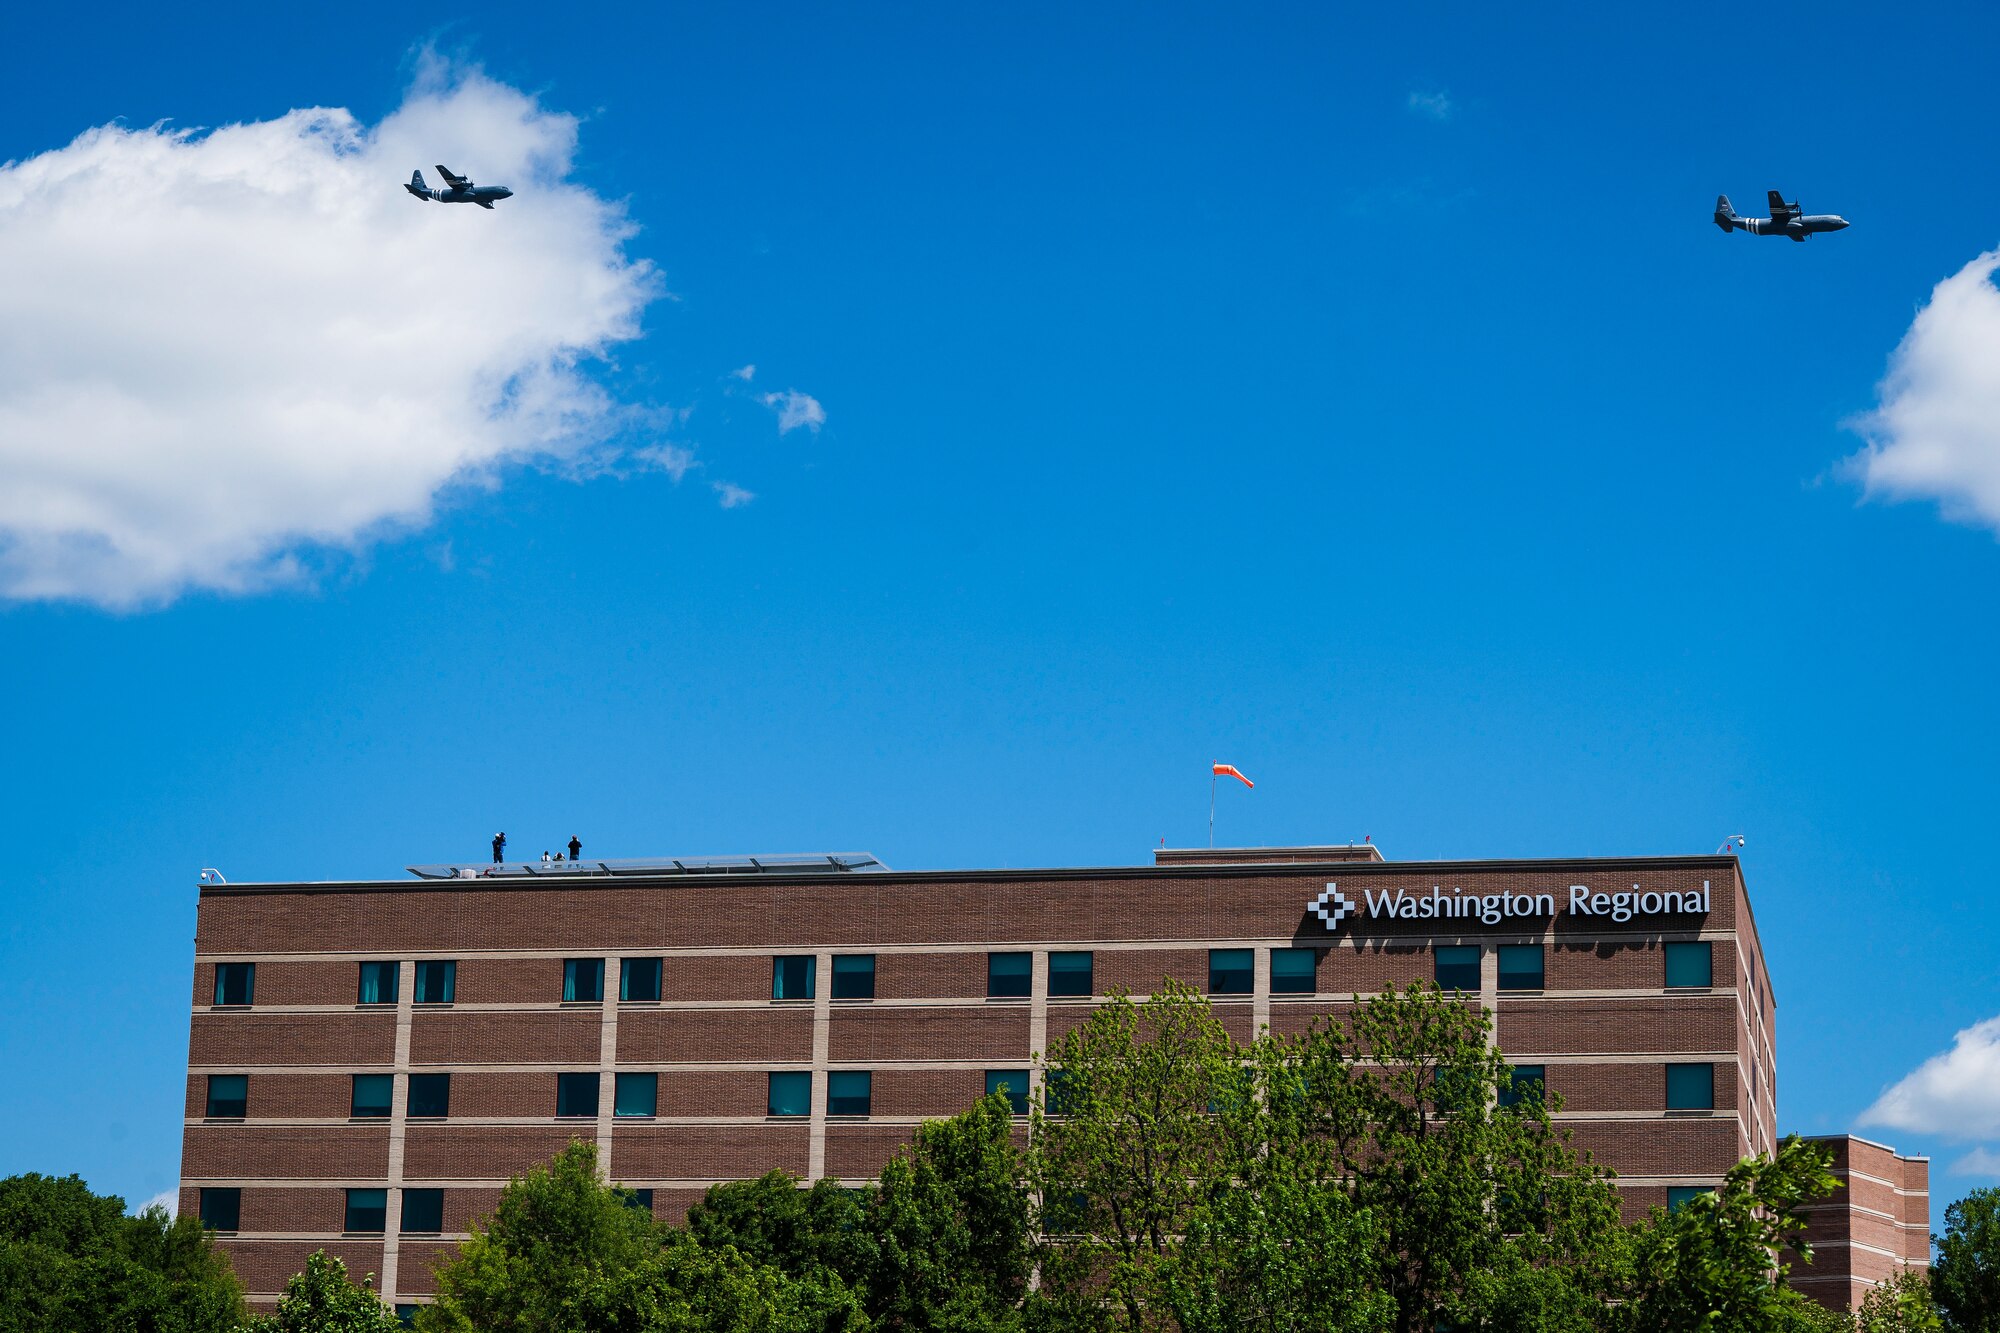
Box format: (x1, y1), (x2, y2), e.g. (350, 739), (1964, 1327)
(4, 1), (2000, 1215)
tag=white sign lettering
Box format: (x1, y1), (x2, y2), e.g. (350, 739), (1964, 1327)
(1310, 880), (1710, 933)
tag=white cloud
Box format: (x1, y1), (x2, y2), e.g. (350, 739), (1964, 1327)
(634, 443), (699, 482)
(135, 1189), (178, 1217)
(1407, 90), (1454, 121)
(1846, 251), (2000, 533)
(1952, 1146), (2000, 1178)
(729, 364), (756, 381)
(759, 389), (825, 435)
(1860, 1015), (2000, 1139)
(0, 55), (660, 608)
(712, 480), (754, 508)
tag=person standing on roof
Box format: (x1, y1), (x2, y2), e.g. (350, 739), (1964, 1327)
(568, 836), (582, 861)
(492, 832), (506, 864)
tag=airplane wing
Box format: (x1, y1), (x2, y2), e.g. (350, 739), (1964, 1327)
(436, 165), (472, 189)
(1767, 190), (1801, 222)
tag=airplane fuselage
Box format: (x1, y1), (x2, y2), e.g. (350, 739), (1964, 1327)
(411, 185), (513, 206)
(1726, 213), (1849, 238)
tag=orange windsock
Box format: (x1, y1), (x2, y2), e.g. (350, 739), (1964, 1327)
(1212, 764), (1253, 788)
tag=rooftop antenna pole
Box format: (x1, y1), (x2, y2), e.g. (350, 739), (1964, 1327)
(1210, 768), (1217, 848)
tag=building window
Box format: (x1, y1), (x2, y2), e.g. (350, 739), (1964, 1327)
(344, 1188), (387, 1233)
(1434, 946), (1480, 992)
(357, 961), (399, 1005)
(1666, 1186), (1714, 1212)
(197, 1187), (240, 1232)
(1044, 1068), (1075, 1116)
(1048, 951), (1094, 998)
(213, 963), (254, 1006)
(1500, 1065), (1545, 1109)
(987, 952), (1032, 998)
(768, 1071), (811, 1117)
(1208, 949), (1254, 995)
(205, 1074), (247, 1118)
(351, 1074), (393, 1119)
(1497, 945), (1544, 991)
(413, 960), (456, 1004)
(828, 1071), (873, 1116)
(400, 1188), (444, 1234)
(1270, 948), (1317, 995)
(831, 954), (876, 1000)
(985, 1070), (1030, 1115)
(556, 1073), (600, 1118)
(407, 1073), (451, 1119)
(620, 1188), (654, 1213)
(620, 958), (663, 1002)
(1664, 941), (1713, 989)
(772, 956), (816, 1001)
(395, 1305), (419, 1328)
(1666, 1063), (1715, 1111)
(562, 958), (605, 1003)
(614, 1073), (658, 1118)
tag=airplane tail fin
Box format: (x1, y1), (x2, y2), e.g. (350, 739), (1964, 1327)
(1714, 194), (1737, 232)
(405, 170), (429, 199)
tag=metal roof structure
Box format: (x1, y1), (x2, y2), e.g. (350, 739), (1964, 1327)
(405, 853), (888, 881)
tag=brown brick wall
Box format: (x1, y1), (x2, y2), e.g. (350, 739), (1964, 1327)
(875, 952), (990, 1000)
(190, 1012), (396, 1067)
(664, 953), (774, 1003)
(824, 1124), (922, 1178)
(1546, 942), (1677, 990)
(220, 1240), (387, 1298)
(409, 1010), (602, 1065)
(186, 1072), (358, 1120)
(1563, 1120), (1744, 1176)
(655, 1069), (774, 1119)
(1548, 1061), (1739, 1114)
(1497, 997), (1737, 1055)
(455, 957), (561, 1004)
(1096, 948), (1208, 996)
(183, 1125), (390, 1180)
(869, 1067), (989, 1117)
(1267, 1001), (1355, 1037)
(403, 1126), (590, 1179)
(828, 1007), (1030, 1062)
(611, 1124), (810, 1179)
(617, 1008), (813, 1063)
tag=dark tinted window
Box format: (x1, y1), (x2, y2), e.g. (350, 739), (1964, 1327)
(1665, 941), (1713, 988)
(772, 956), (816, 1000)
(198, 1188), (240, 1231)
(395, 1305), (418, 1328)
(1497, 945), (1543, 991)
(621, 1188), (654, 1212)
(1500, 1065), (1545, 1108)
(357, 961), (399, 1005)
(350, 1074), (393, 1118)
(413, 960), (456, 1004)
(1208, 949), (1254, 995)
(1666, 1063), (1715, 1111)
(1270, 948), (1316, 994)
(213, 963), (254, 1006)
(407, 1073), (451, 1119)
(205, 1074), (247, 1118)
(987, 952), (1032, 998)
(400, 1188), (444, 1233)
(1048, 952), (1094, 998)
(768, 1071), (811, 1116)
(562, 958), (604, 1003)
(620, 957), (663, 1002)
(1434, 946), (1480, 992)
(344, 1188), (387, 1233)
(1666, 1186), (1713, 1212)
(614, 1072), (657, 1117)
(828, 1070), (872, 1116)
(556, 1072), (600, 1118)
(831, 955), (876, 1000)
(985, 1069), (1030, 1115)
(1044, 1068), (1075, 1116)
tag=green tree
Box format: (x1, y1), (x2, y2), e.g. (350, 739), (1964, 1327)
(1617, 1137), (1839, 1333)
(688, 1173), (879, 1290)
(263, 1251), (400, 1333)
(1859, 1270), (1944, 1333)
(605, 1231), (871, 1332)
(1935, 1189), (2000, 1333)
(0, 1173), (249, 1333)
(418, 1140), (670, 1332)
(869, 1093), (1030, 1332)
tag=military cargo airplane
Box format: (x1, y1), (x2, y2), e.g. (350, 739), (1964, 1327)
(404, 166), (513, 209)
(1713, 191), (1848, 241)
